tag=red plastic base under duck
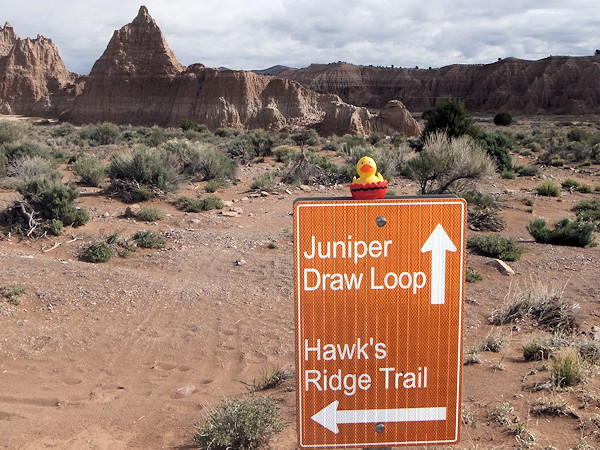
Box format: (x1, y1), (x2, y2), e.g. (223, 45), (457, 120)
(350, 180), (388, 199)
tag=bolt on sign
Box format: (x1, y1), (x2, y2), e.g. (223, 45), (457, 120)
(294, 197), (466, 448)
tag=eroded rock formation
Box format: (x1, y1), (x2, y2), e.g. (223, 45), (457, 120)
(0, 22), (81, 116)
(0, 7), (416, 136)
(63, 6), (419, 136)
(279, 58), (600, 114)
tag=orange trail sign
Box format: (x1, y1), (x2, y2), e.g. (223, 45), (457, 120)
(294, 197), (466, 448)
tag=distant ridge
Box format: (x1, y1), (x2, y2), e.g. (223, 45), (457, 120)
(252, 65), (293, 76)
(277, 57), (600, 114)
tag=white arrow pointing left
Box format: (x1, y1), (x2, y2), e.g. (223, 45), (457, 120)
(420, 223), (457, 305)
(311, 401), (447, 434)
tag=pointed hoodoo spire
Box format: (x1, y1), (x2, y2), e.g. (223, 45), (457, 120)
(133, 5), (152, 24)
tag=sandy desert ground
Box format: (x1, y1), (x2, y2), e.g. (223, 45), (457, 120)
(1, 116), (600, 449)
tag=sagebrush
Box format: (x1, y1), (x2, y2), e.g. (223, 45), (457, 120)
(194, 396), (283, 449)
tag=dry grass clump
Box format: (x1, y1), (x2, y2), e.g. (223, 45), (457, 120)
(480, 332), (506, 353)
(531, 396), (575, 417)
(490, 280), (580, 333)
(552, 348), (585, 388)
(488, 401), (514, 426)
(240, 367), (286, 393)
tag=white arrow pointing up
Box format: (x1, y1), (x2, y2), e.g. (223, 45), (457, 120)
(311, 401), (447, 434)
(420, 224), (457, 305)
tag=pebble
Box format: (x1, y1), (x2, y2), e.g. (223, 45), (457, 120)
(175, 385), (197, 398)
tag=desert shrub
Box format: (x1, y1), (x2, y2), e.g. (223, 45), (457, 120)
(572, 199), (600, 229)
(422, 97), (478, 139)
(0, 285), (26, 305)
(500, 169), (515, 179)
(190, 147), (237, 181)
(107, 146), (180, 194)
(7, 156), (62, 182)
(247, 129), (278, 157)
(493, 112), (512, 126)
(177, 195), (223, 212)
(135, 206), (164, 221)
(477, 131), (513, 172)
(407, 132), (494, 194)
(0, 153), (7, 177)
(160, 139), (236, 181)
(561, 178), (580, 189)
(0, 121), (25, 144)
(465, 266), (483, 282)
(552, 349), (584, 388)
(365, 132), (384, 145)
(514, 166), (541, 177)
(522, 197), (534, 207)
(536, 180), (560, 197)
(251, 172), (276, 190)
(48, 218), (63, 236)
(461, 191), (497, 208)
(201, 195), (224, 211)
(578, 340), (600, 364)
(273, 145), (297, 163)
(214, 127), (240, 138)
(542, 139), (594, 164)
(225, 134), (256, 163)
(194, 396), (283, 450)
(51, 123), (77, 139)
(131, 230), (166, 248)
(280, 150), (343, 186)
(578, 184), (592, 194)
(467, 234), (525, 261)
(523, 337), (553, 361)
(79, 123), (120, 146)
(527, 217), (596, 247)
(143, 127), (184, 147)
(205, 178), (229, 193)
(181, 119), (201, 132)
(490, 280), (580, 333)
(72, 154), (106, 187)
(3, 179), (88, 236)
(567, 128), (588, 142)
(2, 140), (51, 162)
(177, 196), (204, 212)
(84, 241), (116, 263)
(467, 208), (506, 232)
(291, 129), (320, 148)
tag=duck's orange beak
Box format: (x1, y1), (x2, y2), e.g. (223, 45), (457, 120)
(360, 164), (374, 172)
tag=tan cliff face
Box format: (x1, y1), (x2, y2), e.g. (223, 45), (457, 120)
(0, 6), (420, 136)
(0, 22), (81, 116)
(278, 57), (600, 114)
(61, 6), (420, 135)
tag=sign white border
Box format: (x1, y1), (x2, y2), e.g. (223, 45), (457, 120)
(295, 199), (466, 448)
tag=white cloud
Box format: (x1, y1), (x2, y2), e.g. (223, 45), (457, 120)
(1, 0), (598, 74)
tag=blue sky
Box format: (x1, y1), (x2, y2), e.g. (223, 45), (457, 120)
(2, 1), (598, 75)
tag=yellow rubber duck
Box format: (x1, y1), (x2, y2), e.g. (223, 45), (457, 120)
(353, 156), (384, 184)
